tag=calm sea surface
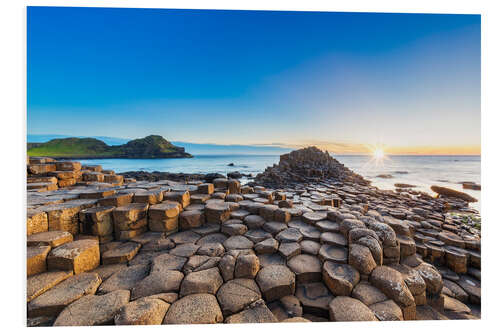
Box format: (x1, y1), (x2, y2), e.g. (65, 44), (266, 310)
(76, 155), (481, 212)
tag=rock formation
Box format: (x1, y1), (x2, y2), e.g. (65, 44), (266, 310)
(26, 147), (481, 326)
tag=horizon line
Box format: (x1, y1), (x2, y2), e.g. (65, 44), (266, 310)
(26, 133), (481, 156)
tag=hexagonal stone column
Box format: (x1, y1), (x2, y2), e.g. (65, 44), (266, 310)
(47, 239), (100, 274)
(27, 246), (51, 276)
(287, 254), (322, 283)
(205, 202), (233, 224)
(235, 254), (260, 279)
(27, 209), (48, 236)
(148, 202), (180, 233)
(328, 296), (378, 321)
(54, 290), (130, 326)
(256, 264), (295, 302)
(79, 206), (115, 243)
(163, 294), (223, 324)
(114, 298), (170, 325)
(322, 261), (360, 296)
(216, 278), (262, 316)
(112, 203), (149, 240)
(27, 230), (73, 247)
(179, 267), (223, 297)
(28, 272), (102, 317)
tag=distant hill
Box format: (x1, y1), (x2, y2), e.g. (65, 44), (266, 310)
(27, 134), (292, 155)
(27, 134), (130, 146)
(27, 135), (193, 159)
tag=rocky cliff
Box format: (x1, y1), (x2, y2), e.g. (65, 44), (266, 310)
(27, 135), (193, 159)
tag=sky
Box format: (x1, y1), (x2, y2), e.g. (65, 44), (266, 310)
(27, 7), (481, 155)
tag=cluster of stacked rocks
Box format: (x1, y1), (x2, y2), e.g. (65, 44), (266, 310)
(26, 147), (480, 327)
(254, 147), (368, 187)
(27, 157), (124, 191)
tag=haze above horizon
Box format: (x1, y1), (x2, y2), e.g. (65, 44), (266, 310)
(27, 7), (480, 155)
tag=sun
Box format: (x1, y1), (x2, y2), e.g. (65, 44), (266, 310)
(373, 147), (385, 160)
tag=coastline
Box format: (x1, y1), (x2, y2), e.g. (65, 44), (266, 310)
(26, 148), (481, 325)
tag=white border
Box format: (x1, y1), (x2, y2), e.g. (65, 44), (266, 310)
(1, 0), (499, 332)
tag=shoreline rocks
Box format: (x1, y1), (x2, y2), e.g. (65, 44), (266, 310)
(26, 146), (481, 326)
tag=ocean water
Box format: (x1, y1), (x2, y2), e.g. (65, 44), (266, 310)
(76, 154), (481, 212)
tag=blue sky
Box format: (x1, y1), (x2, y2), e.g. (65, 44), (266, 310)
(27, 7), (480, 154)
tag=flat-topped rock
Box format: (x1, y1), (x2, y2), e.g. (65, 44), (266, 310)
(328, 296), (378, 322)
(179, 210), (204, 230)
(263, 221), (288, 235)
(197, 242), (225, 257)
(216, 278), (262, 316)
(352, 281), (388, 306)
(225, 300), (278, 323)
(168, 230), (201, 244)
(98, 265), (149, 294)
(223, 235), (254, 250)
(183, 255), (219, 274)
(151, 253), (187, 272)
(27, 246), (51, 276)
(235, 254), (260, 279)
(254, 238), (279, 254)
(318, 244), (348, 263)
(179, 267), (223, 296)
(369, 299), (404, 321)
(163, 293), (223, 324)
(191, 223), (220, 235)
(258, 253), (287, 268)
(276, 228), (303, 243)
(278, 242), (301, 259)
(205, 202), (233, 224)
(115, 298), (170, 325)
(170, 243), (200, 257)
(222, 223), (248, 236)
(244, 215), (266, 229)
(196, 232), (228, 245)
(132, 231), (167, 245)
(320, 232), (347, 246)
(322, 261), (360, 296)
(131, 269), (183, 300)
(295, 282), (333, 317)
(287, 254), (322, 283)
(244, 229), (272, 243)
(91, 263), (127, 281)
(27, 231), (73, 248)
(98, 193), (133, 207)
(27, 270), (73, 302)
(302, 212), (327, 224)
(112, 203), (149, 223)
(47, 239), (100, 274)
(54, 290), (130, 326)
(102, 242), (141, 264)
(163, 191), (190, 208)
(256, 264), (295, 302)
(28, 272), (101, 317)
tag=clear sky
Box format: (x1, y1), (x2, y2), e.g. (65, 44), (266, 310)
(27, 7), (481, 154)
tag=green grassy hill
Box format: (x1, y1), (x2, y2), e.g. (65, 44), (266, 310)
(27, 135), (193, 159)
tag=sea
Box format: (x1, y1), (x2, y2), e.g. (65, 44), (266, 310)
(75, 154), (481, 213)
